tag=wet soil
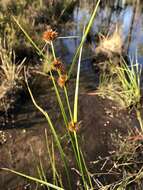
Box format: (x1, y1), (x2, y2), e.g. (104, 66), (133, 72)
(0, 83), (139, 189)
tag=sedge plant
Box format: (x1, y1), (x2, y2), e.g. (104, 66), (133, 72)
(2, 1), (100, 189)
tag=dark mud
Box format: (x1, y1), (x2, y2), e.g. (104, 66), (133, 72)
(0, 86), (139, 189)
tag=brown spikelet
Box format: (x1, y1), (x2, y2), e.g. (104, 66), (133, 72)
(57, 74), (68, 88)
(42, 28), (58, 42)
(68, 121), (80, 132)
(59, 64), (66, 74)
(53, 59), (66, 73)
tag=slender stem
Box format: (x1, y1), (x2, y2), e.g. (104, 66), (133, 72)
(51, 44), (81, 170)
(68, 0), (100, 79)
(39, 159), (48, 185)
(13, 16), (42, 55)
(2, 168), (64, 190)
(50, 35), (82, 176)
(74, 132), (87, 189)
(73, 43), (83, 123)
(64, 86), (73, 121)
(27, 82), (72, 190)
(72, 41), (89, 188)
(45, 130), (63, 188)
(80, 150), (93, 189)
(50, 71), (68, 125)
(51, 41), (56, 60)
(50, 42), (73, 125)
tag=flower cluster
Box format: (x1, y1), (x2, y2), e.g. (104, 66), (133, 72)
(57, 74), (68, 88)
(68, 121), (80, 132)
(42, 29), (58, 42)
(42, 27), (68, 88)
(53, 59), (65, 74)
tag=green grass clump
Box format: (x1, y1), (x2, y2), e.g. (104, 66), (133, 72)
(96, 56), (143, 133)
(96, 57), (142, 109)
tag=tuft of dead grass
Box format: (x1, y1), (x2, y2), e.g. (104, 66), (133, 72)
(96, 26), (123, 57)
(0, 42), (24, 111)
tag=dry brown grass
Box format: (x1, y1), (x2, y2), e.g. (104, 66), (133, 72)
(0, 53), (24, 84)
(96, 26), (123, 57)
(0, 44), (24, 110)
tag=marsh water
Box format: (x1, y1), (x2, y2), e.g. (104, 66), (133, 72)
(0, 0), (143, 189)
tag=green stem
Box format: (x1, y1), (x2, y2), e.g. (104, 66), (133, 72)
(51, 41), (56, 60)
(2, 168), (64, 190)
(27, 83), (72, 190)
(50, 71), (68, 126)
(64, 86), (73, 121)
(68, 0), (100, 79)
(74, 132), (88, 189)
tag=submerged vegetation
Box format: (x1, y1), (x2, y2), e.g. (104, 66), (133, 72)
(0, 0), (143, 190)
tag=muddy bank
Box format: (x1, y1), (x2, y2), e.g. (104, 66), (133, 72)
(0, 92), (138, 190)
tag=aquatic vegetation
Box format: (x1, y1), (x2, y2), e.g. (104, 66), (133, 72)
(96, 55), (143, 134)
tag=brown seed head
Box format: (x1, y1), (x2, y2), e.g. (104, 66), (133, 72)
(42, 29), (58, 42)
(53, 59), (62, 69)
(57, 74), (68, 88)
(68, 121), (79, 132)
(53, 59), (65, 73)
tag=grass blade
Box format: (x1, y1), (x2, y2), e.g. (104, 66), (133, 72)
(73, 40), (83, 123)
(1, 168), (64, 190)
(68, 0), (100, 78)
